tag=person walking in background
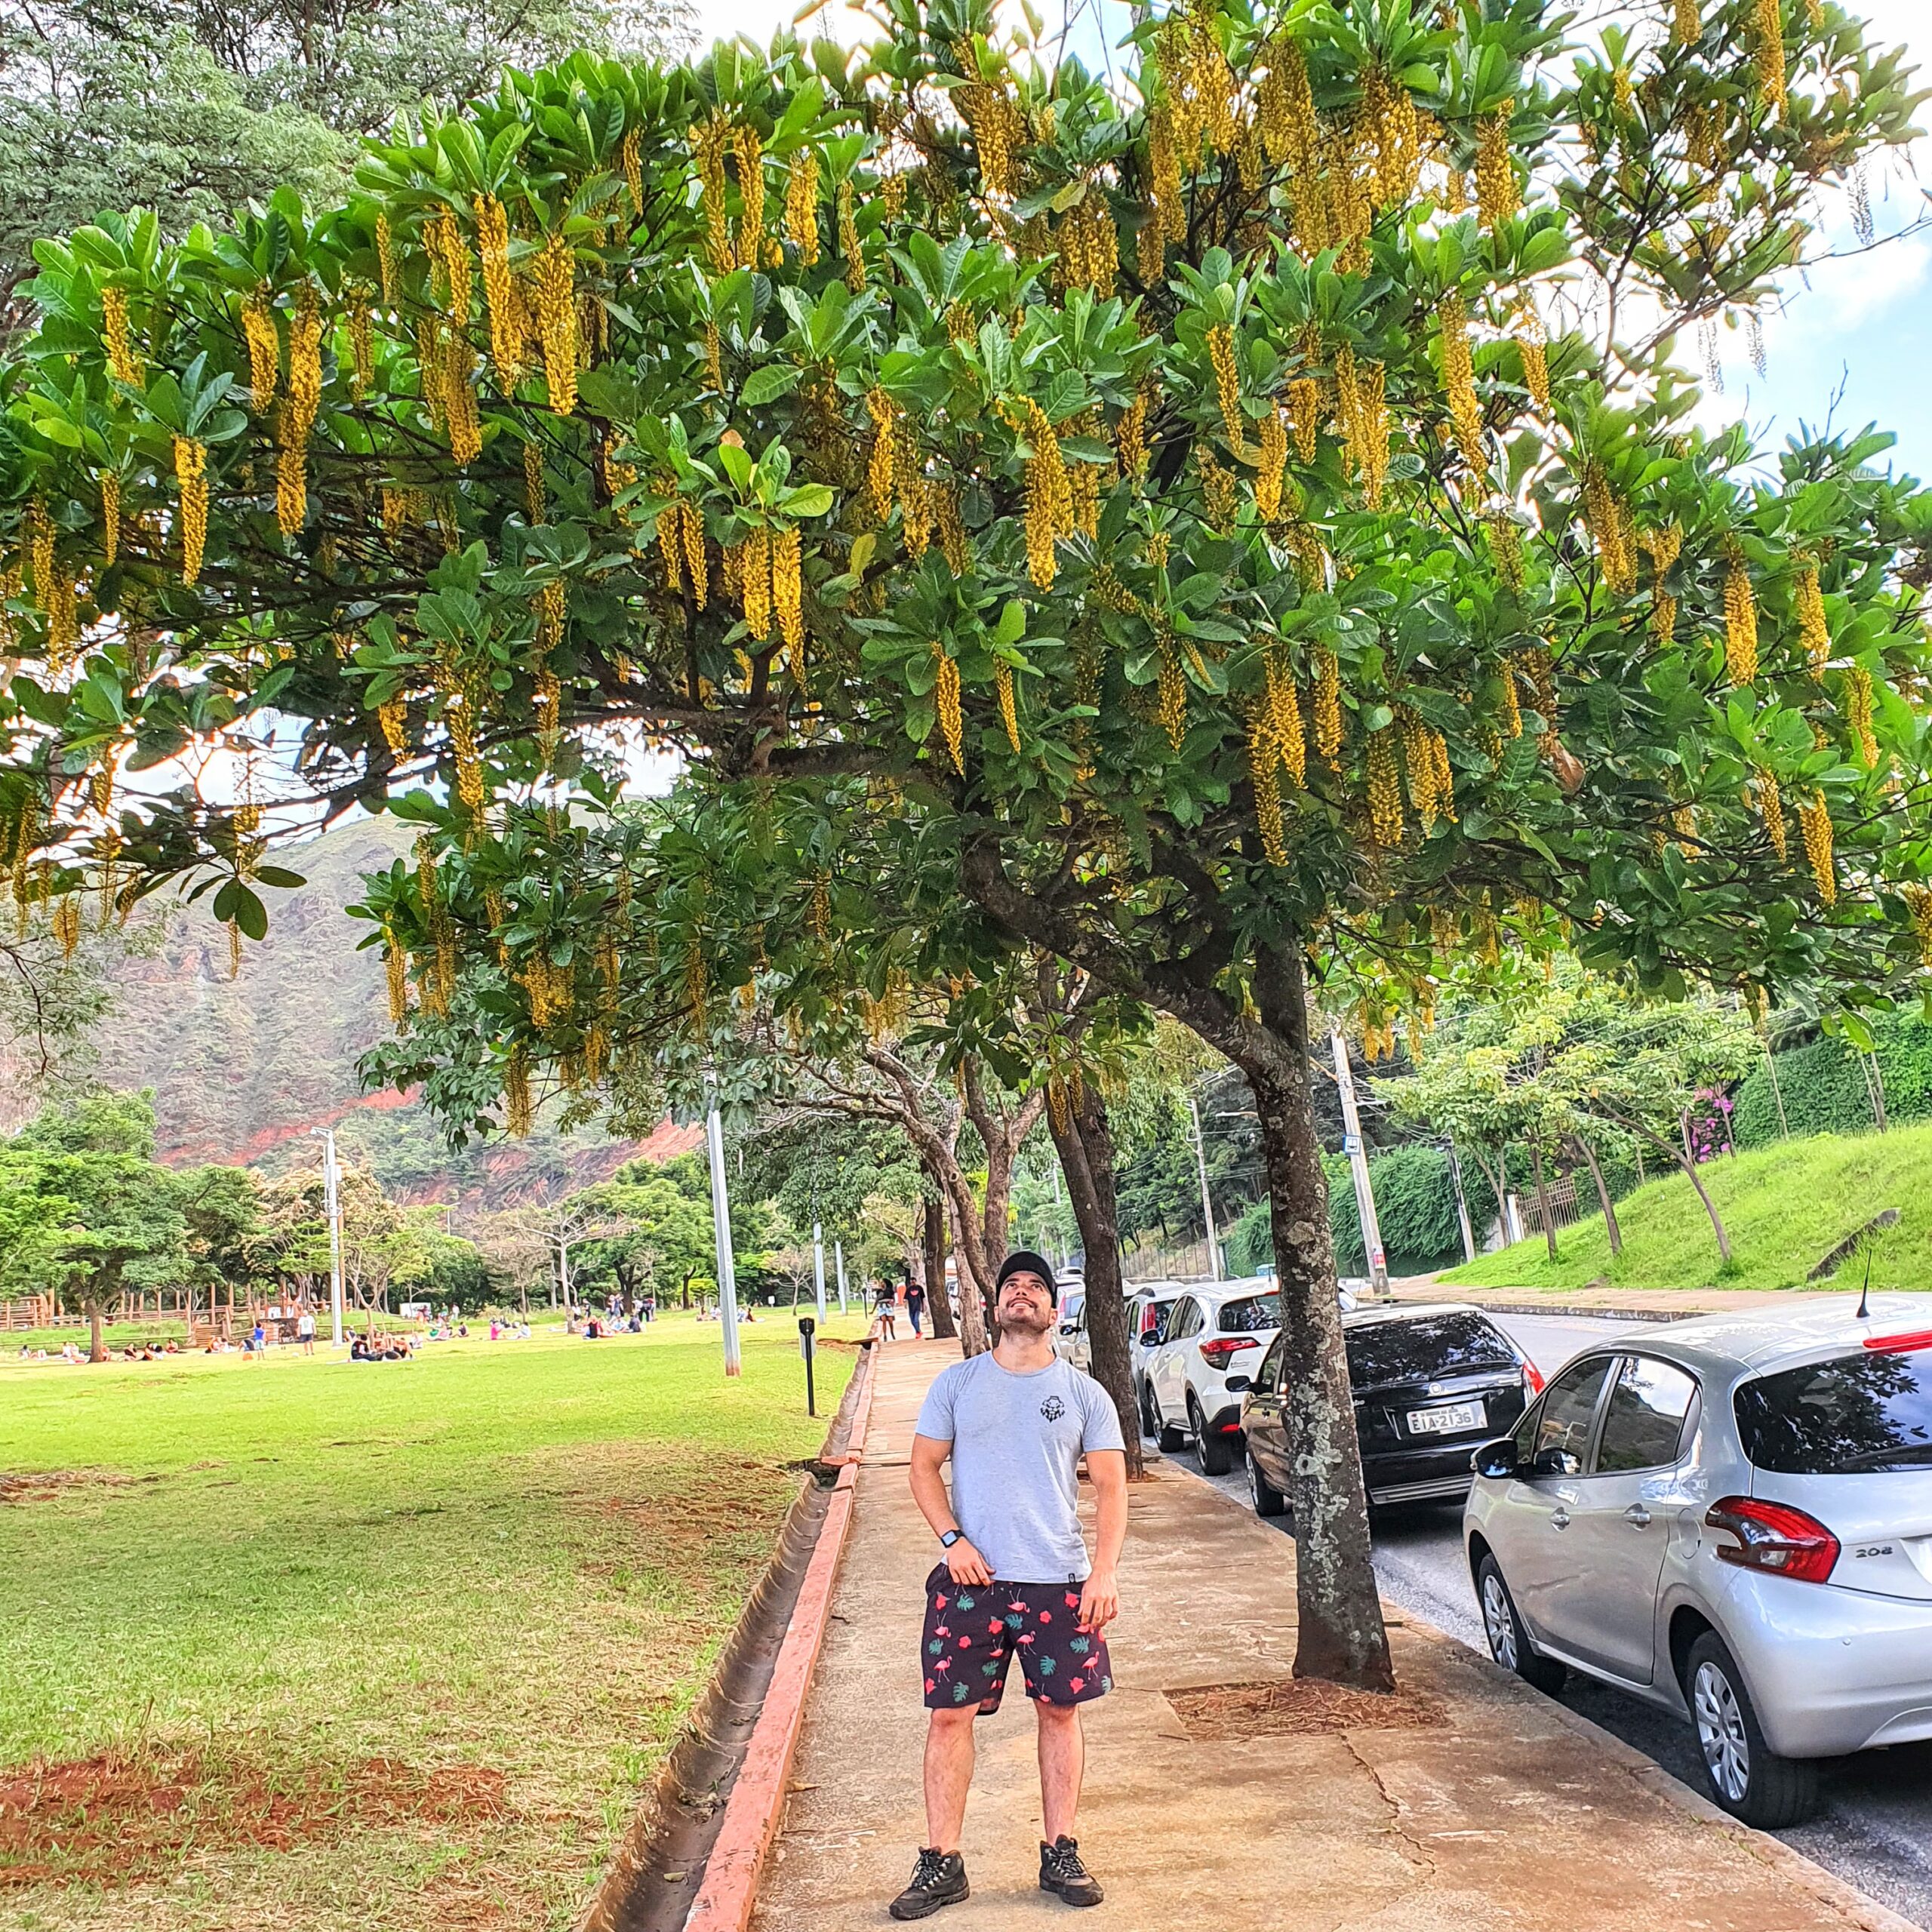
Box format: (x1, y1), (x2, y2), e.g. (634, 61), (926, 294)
(904, 1275), (926, 1337)
(894, 1251), (1126, 1918)
(297, 1307), (315, 1355)
(876, 1278), (899, 1341)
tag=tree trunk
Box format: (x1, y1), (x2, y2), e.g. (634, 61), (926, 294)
(946, 1192), (990, 1355)
(1679, 1152), (1731, 1263)
(1530, 1140), (1558, 1260)
(1237, 942), (1393, 1693)
(1043, 1080), (1143, 1479)
(922, 1197), (956, 1342)
(962, 1056), (1046, 1280)
(1574, 1138), (1622, 1256)
(88, 1298), (105, 1364)
(1466, 1146), (1506, 1239)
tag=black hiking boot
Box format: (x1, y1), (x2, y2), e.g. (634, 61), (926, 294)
(1039, 1835), (1104, 1906)
(888, 1847), (969, 1920)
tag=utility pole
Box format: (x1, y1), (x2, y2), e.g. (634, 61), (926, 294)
(834, 1238), (848, 1315)
(703, 1091), (742, 1377)
(1186, 1094), (1223, 1282)
(310, 1126), (346, 1346)
(1330, 1029), (1389, 1298)
(1444, 1140), (1477, 1265)
(1048, 1159), (1067, 1270)
(812, 1218), (827, 1323)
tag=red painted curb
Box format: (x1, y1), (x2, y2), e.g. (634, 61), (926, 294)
(680, 1345), (876, 1932)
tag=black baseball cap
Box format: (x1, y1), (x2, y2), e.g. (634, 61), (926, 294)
(995, 1251), (1057, 1303)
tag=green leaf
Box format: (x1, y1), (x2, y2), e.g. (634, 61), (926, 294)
(740, 364), (804, 407)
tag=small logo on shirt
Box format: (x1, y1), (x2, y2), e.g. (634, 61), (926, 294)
(1040, 1395), (1066, 1421)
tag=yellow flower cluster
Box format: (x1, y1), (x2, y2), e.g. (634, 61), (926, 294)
(524, 441), (546, 525)
(1795, 562), (1830, 672)
(242, 294), (279, 414)
(533, 234), (578, 416)
(1519, 645), (1558, 750)
(773, 525), (803, 656)
(1754, 0), (1787, 115)
(1007, 397), (1071, 590)
(1145, 109), (1186, 261)
(1438, 293), (1485, 475)
(503, 1052), (533, 1137)
(1207, 323), (1244, 454)
(694, 116), (733, 272)
(1844, 663), (1878, 766)
(100, 472), (119, 569)
(173, 436), (208, 584)
(1115, 389), (1150, 479)
(1255, 645), (1306, 792)
(381, 923), (410, 1024)
(838, 181), (864, 292)
(733, 125), (765, 269)
(1158, 0), (1236, 165)
(1246, 703), (1288, 865)
(1797, 789), (1835, 904)
(1312, 646), (1343, 762)
(1334, 346), (1389, 507)
(375, 213), (399, 306)
(1253, 408), (1288, 520)
(1196, 448), (1238, 533)
(1156, 631), (1188, 751)
(376, 694), (408, 753)
(100, 285), (141, 386)
(737, 528), (771, 641)
(621, 128), (644, 217)
(1723, 549), (1758, 685)
(1674, 0), (1701, 46)
(703, 321), (724, 396)
(1367, 728), (1403, 845)
(1581, 463), (1638, 595)
(1284, 374), (1320, 464)
(865, 387), (897, 523)
(1056, 196), (1118, 294)
(995, 660), (1022, 751)
(935, 484), (970, 575)
(1401, 711), (1457, 832)
(1486, 508), (1524, 591)
(534, 576), (567, 653)
(427, 212), (471, 326)
(1356, 65), (1426, 209)
(933, 642), (964, 772)
(443, 338), (481, 466)
(1903, 884), (1932, 968)
(1475, 103), (1518, 232)
(1497, 654), (1524, 738)
(786, 149), (820, 263)
(275, 293), (324, 534)
(1258, 36), (1317, 177)
(958, 78), (1025, 199)
(1754, 767), (1788, 860)
(475, 194), (521, 392)
(348, 294), (374, 398)
(1516, 309), (1551, 413)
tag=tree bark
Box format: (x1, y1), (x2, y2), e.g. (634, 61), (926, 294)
(922, 1196), (957, 1341)
(962, 1056), (1047, 1279)
(1573, 1137), (1623, 1256)
(88, 1298), (104, 1364)
(1043, 1076), (1143, 1478)
(945, 1191), (991, 1354)
(1237, 942), (1393, 1692)
(1530, 1140), (1558, 1261)
(1678, 1147), (1731, 1262)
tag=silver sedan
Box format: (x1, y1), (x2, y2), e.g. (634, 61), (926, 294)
(1464, 1296), (1932, 1827)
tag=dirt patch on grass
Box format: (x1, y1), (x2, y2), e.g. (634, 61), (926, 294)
(1167, 1677), (1447, 1740)
(0, 1749), (511, 1888)
(0, 1469), (134, 1506)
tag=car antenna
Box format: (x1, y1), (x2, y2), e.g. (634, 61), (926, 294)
(1857, 1244), (1872, 1323)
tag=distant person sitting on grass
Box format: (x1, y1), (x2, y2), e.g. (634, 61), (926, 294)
(894, 1251), (1125, 1920)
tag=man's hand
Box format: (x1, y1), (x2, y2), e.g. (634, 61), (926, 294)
(946, 1537), (992, 1587)
(1077, 1565), (1120, 1634)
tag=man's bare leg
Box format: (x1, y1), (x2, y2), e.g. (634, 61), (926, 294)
(923, 1706), (978, 1851)
(1035, 1702), (1084, 1843)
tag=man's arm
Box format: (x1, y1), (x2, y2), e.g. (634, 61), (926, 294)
(1076, 1448), (1127, 1633)
(909, 1432), (992, 1586)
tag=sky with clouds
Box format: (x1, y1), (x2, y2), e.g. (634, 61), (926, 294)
(687, 0), (1931, 475)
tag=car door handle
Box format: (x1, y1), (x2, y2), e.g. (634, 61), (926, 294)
(1624, 1505), (1652, 1529)
(1549, 1508), (1571, 1531)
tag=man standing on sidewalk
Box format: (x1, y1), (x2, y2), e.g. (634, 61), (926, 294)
(894, 1251), (1127, 1919)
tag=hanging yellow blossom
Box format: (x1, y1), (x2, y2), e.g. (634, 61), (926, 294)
(1724, 549), (1759, 685)
(838, 180), (864, 292)
(1156, 630), (1188, 751)
(383, 924), (411, 1024)
(99, 472), (120, 568)
(533, 234), (579, 416)
(742, 527), (772, 641)
(1844, 663), (1878, 765)
(732, 124), (766, 269)
(864, 387), (897, 523)
(1754, 0), (1787, 115)
(173, 436), (209, 584)
(994, 660), (1023, 752)
(1581, 464), (1638, 595)
(933, 642), (964, 773)
(1903, 883), (1932, 968)
(503, 1051), (534, 1137)
(1253, 407), (1288, 520)
(1312, 647), (1343, 762)
(786, 149), (820, 262)
(1207, 323), (1244, 453)
(100, 285), (141, 386)
(681, 500), (709, 608)
(475, 194), (522, 391)
(1754, 768), (1788, 860)
(426, 211), (472, 326)
(1674, 0), (1701, 45)
(1007, 397), (1072, 592)
(377, 694), (409, 753)
(242, 294), (279, 414)
(772, 525), (804, 654)
(443, 337), (481, 466)
(1439, 292), (1486, 474)
(1516, 307), (1550, 413)
(1247, 705), (1288, 865)
(1367, 728), (1403, 844)
(1797, 788), (1835, 904)
(1475, 102), (1518, 232)
(936, 484), (970, 575)
(1795, 562), (1830, 672)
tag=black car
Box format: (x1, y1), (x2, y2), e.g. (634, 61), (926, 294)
(1241, 1303), (1537, 1515)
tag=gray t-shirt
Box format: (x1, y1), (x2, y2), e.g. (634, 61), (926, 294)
(914, 1353), (1126, 1584)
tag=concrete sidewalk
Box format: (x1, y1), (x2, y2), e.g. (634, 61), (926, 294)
(1389, 1277), (1888, 1321)
(750, 1337), (1907, 1932)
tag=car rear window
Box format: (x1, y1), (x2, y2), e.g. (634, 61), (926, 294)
(1217, 1294), (1280, 1334)
(1345, 1312), (1517, 1388)
(1734, 1346), (1932, 1475)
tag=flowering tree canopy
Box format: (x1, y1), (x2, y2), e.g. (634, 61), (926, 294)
(0, 0), (1927, 1685)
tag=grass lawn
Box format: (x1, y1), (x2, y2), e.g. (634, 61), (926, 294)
(0, 1312), (865, 1930)
(1439, 1123), (1932, 1294)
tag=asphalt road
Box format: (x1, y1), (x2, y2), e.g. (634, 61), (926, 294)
(1163, 1309), (1932, 1930)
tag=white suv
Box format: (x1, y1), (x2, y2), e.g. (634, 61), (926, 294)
(1145, 1280), (1281, 1475)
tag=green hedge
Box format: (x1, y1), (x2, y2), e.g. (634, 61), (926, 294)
(1223, 1145), (1467, 1278)
(1733, 1017), (1932, 1148)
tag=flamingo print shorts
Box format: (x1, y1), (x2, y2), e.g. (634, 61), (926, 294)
(920, 1564), (1115, 1714)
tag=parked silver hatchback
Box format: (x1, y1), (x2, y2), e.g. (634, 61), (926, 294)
(1464, 1296), (1932, 1827)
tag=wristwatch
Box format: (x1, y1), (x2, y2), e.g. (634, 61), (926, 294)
(939, 1529), (964, 1549)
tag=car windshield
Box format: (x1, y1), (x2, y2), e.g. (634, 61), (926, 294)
(1217, 1294), (1279, 1334)
(1734, 1344), (1932, 1475)
(1344, 1312), (1516, 1389)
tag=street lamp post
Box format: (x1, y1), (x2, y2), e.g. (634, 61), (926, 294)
(1186, 1094), (1223, 1282)
(309, 1125), (346, 1346)
(1330, 1029), (1390, 1299)
(833, 1238), (848, 1315)
(703, 1093), (742, 1377)
(811, 1219), (827, 1324)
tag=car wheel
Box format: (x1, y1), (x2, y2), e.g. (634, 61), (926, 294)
(1145, 1382), (1186, 1453)
(1189, 1395), (1234, 1475)
(1684, 1632), (1820, 1829)
(1475, 1554), (1567, 1695)
(1248, 1447), (1287, 1517)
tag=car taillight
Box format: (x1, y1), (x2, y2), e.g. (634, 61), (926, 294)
(1198, 1336), (1260, 1369)
(1705, 1497), (1840, 1585)
(1864, 1327), (1932, 1354)
(1521, 1358), (1545, 1395)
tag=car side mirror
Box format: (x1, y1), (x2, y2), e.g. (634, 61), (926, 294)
(1472, 1438), (1521, 1480)
(1059, 1321), (1076, 1336)
(1224, 1374), (1252, 1395)
(1529, 1446), (1582, 1479)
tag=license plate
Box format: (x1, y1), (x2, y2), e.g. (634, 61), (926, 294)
(1407, 1399), (1484, 1436)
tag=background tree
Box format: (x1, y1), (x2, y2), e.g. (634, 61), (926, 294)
(4, 2), (1928, 1687)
